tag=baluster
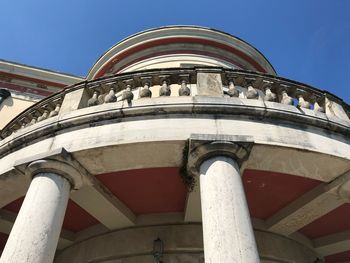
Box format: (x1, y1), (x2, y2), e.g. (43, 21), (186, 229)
(178, 80), (190, 96)
(262, 81), (276, 102)
(88, 90), (99, 107)
(8, 124), (17, 135)
(122, 84), (134, 102)
(280, 90), (293, 105)
(98, 93), (105, 105)
(297, 94), (310, 109)
(49, 104), (61, 117)
(29, 116), (37, 126)
(37, 110), (49, 122)
(264, 87), (276, 102)
(314, 102), (325, 113)
(140, 80), (152, 98)
(309, 94), (325, 113)
(159, 80), (171, 96)
(18, 116), (28, 129)
(104, 85), (117, 103)
(29, 110), (41, 126)
(245, 78), (258, 99)
(227, 80), (239, 97)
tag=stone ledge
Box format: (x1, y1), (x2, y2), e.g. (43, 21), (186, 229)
(0, 96), (348, 159)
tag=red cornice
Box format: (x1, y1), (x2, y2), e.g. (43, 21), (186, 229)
(0, 82), (53, 97)
(0, 71), (67, 88)
(111, 49), (247, 73)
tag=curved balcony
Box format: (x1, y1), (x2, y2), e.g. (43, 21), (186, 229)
(0, 67), (350, 263)
(1, 67), (349, 143)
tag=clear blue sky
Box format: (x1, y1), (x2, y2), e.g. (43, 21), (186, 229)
(1, 0), (349, 102)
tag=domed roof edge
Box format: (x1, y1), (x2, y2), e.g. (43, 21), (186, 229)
(86, 25), (277, 79)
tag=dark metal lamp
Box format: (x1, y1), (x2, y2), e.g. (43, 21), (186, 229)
(0, 89), (11, 106)
(153, 238), (164, 263)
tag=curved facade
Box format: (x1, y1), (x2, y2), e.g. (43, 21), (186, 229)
(0, 26), (349, 263)
(87, 26), (277, 78)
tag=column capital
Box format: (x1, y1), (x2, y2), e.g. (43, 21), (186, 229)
(186, 134), (253, 177)
(26, 159), (83, 190)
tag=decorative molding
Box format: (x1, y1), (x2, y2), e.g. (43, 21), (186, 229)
(183, 135), (254, 222)
(183, 134), (253, 190)
(26, 159), (83, 190)
(14, 148), (84, 190)
(86, 26), (277, 79)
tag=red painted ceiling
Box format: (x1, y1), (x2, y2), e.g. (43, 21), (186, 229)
(63, 201), (100, 232)
(2, 166), (348, 261)
(325, 250), (350, 263)
(2, 196), (24, 213)
(300, 203), (350, 239)
(0, 232), (9, 252)
(2, 197), (99, 233)
(243, 169), (321, 219)
(2, 168), (324, 233)
(97, 167), (187, 215)
(2, 167), (187, 233)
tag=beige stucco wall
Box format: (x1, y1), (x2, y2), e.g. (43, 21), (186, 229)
(0, 96), (36, 130)
(119, 55), (238, 73)
(54, 224), (319, 263)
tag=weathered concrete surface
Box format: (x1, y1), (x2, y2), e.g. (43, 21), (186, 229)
(0, 94), (348, 260)
(0, 98), (349, 210)
(70, 185), (136, 230)
(266, 189), (344, 236)
(184, 176), (202, 222)
(1, 111), (348, 180)
(1, 96), (349, 160)
(0, 167), (31, 209)
(244, 145), (350, 182)
(55, 224), (204, 263)
(200, 156), (259, 262)
(266, 169), (350, 235)
(326, 97), (350, 121)
(0, 173), (70, 263)
(314, 229), (350, 257)
(54, 224), (320, 263)
(60, 88), (90, 114)
(256, 230), (319, 263)
(196, 72), (223, 96)
(0, 208), (74, 250)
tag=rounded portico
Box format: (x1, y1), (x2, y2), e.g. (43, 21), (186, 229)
(0, 26), (349, 263)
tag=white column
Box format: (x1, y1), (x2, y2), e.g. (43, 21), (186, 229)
(0, 172), (71, 263)
(200, 156), (259, 263)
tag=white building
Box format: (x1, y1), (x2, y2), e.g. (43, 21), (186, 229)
(0, 26), (349, 263)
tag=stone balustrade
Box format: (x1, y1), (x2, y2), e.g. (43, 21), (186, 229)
(1, 67), (349, 139)
(223, 70), (325, 109)
(84, 68), (196, 106)
(1, 93), (63, 138)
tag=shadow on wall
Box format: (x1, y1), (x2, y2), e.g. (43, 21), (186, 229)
(0, 96), (14, 111)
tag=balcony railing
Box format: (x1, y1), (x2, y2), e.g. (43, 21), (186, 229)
(1, 67), (349, 139)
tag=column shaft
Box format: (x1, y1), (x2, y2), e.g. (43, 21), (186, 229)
(0, 172), (71, 263)
(200, 156), (259, 262)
